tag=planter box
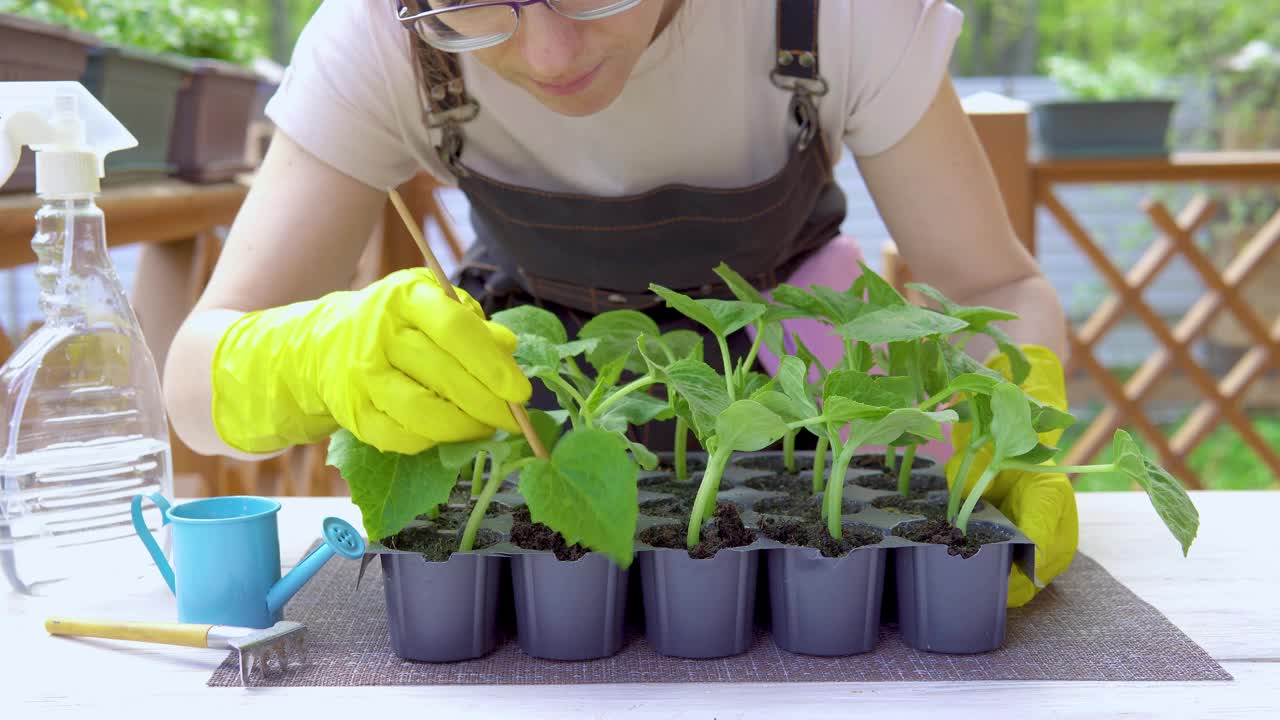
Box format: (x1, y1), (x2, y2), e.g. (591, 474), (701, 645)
(766, 540), (887, 656)
(169, 59), (259, 183)
(81, 47), (190, 184)
(381, 549), (502, 662)
(894, 521), (1015, 654)
(510, 552), (628, 660)
(0, 14), (97, 193)
(1033, 99), (1177, 159)
(638, 547), (759, 659)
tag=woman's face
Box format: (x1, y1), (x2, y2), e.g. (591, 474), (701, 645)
(470, 0), (680, 117)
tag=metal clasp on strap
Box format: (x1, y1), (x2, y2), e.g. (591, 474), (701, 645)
(770, 69), (829, 99)
(789, 91), (820, 151)
(437, 122), (468, 177)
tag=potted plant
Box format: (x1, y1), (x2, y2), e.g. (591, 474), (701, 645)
(0, 5), (98, 192)
(1035, 54), (1178, 158)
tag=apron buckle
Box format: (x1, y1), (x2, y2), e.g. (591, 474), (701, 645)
(436, 123), (468, 177)
(789, 92), (820, 151)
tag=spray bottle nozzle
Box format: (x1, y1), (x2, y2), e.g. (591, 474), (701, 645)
(0, 81), (137, 194)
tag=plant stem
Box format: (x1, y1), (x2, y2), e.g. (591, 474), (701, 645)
(589, 376), (657, 419)
(885, 447), (897, 474)
(812, 434), (828, 494)
(842, 339), (856, 371)
(716, 335), (736, 401)
(1000, 461), (1113, 475)
(424, 505), (440, 519)
(674, 417), (689, 482)
(920, 386), (953, 412)
(825, 446), (855, 539)
(542, 374), (586, 428)
(783, 430), (796, 473)
(955, 464), (1000, 534)
(687, 447), (733, 548)
(470, 450), (486, 498)
(460, 460), (505, 552)
(947, 440), (981, 523)
(740, 322), (765, 384)
(896, 444), (917, 497)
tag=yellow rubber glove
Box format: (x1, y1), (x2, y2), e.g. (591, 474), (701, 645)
(946, 345), (1078, 608)
(211, 268), (532, 456)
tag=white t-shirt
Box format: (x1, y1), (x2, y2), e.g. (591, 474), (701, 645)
(267, 0), (963, 195)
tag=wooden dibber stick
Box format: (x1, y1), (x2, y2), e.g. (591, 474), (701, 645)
(387, 190), (549, 460)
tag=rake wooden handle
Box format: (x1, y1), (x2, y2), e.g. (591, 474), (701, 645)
(387, 189), (548, 460)
(46, 617), (213, 648)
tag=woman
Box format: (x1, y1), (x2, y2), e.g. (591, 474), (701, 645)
(165, 0), (1074, 605)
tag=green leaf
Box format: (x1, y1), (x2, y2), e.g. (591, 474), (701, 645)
(1008, 442), (1060, 465)
(491, 305), (567, 345)
(851, 340), (874, 373)
(836, 305), (969, 344)
(555, 338), (599, 359)
(664, 358), (732, 440)
(715, 400), (787, 452)
(889, 341), (915, 380)
(518, 430), (638, 567)
(624, 437), (660, 471)
(990, 383), (1038, 459)
(596, 392), (673, 432)
(940, 341), (1005, 382)
(850, 408), (957, 447)
(906, 282), (960, 314)
(854, 261), (906, 306)
(764, 305), (811, 323)
(920, 338), (950, 396)
(812, 286), (868, 324)
(438, 434), (507, 471)
(956, 306), (1020, 327)
(772, 284), (831, 321)
(1031, 403), (1076, 432)
(513, 334), (562, 378)
(583, 356), (628, 413)
(327, 430), (459, 542)
(824, 370), (915, 409)
(822, 396), (894, 423)
(661, 330), (704, 363)
(578, 310), (660, 373)
(980, 324), (1030, 384)
(940, 373), (1001, 398)
(526, 408), (566, 458)
(713, 262), (768, 305)
(649, 284), (720, 333)
(792, 335), (827, 379)
(752, 390), (811, 423)
(778, 356), (819, 416)
(738, 370), (774, 399)
(702, 299), (766, 336)
(1111, 430), (1199, 556)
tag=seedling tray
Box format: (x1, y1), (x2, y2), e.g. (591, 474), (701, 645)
(360, 451), (1034, 661)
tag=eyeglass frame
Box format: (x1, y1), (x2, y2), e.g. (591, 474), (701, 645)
(397, 0), (646, 53)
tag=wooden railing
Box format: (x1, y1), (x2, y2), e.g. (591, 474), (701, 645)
(887, 94), (1280, 489)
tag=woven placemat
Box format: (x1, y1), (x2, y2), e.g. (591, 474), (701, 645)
(209, 548), (1229, 686)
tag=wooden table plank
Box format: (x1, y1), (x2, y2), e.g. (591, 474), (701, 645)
(1033, 151), (1280, 185)
(4, 492), (1276, 718)
(0, 180), (248, 269)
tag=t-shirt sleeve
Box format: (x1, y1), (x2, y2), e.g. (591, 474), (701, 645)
(839, 0), (963, 157)
(264, 0), (423, 190)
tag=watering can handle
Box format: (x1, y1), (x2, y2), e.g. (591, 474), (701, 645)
(131, 493), (174, 594)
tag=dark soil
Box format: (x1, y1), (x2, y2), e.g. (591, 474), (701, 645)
(893, 518), (1012, 559)
(658, 456), (707, 474)
(380, 526), (500, 562)
(640, 475), (731, 498)
(743, 473), (812, 494)
(640, 497), (691, 519)
(509, 507), (590, 562)
(760, 518), (883, 558)
(852, 471), (948, 493)
(419, 501), (513, 530)
(753, 494), (861, 520)
(735, 454), (814, 473)
(871, 495), (983, 517)
(638, 502), (757, 559)
(848, 454), (936, 472)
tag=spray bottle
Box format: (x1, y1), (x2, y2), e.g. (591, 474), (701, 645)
(0, 82), (173, 593)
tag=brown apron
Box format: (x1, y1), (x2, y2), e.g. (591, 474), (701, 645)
(407, 0), (845, 451)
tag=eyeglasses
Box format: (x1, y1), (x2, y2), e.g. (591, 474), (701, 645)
(398, 0), (645, 53)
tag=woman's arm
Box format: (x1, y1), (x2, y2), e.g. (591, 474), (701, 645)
(164, 131), (386, 458)
(854, 78), (1068, 361)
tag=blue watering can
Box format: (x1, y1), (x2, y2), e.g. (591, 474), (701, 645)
(131, 493), (365, 629)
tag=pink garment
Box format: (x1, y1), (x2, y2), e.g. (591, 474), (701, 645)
(747, 236), (954, 463)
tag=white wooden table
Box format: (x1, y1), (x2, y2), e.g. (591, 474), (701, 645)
(4, 492), (1277, 719)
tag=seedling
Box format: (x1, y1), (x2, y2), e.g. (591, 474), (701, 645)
(645, 282), (790, 548)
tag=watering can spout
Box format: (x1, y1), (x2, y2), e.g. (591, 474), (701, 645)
(266, 517), (365, 616)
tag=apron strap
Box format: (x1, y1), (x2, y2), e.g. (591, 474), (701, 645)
(772, 0), (829, 97)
